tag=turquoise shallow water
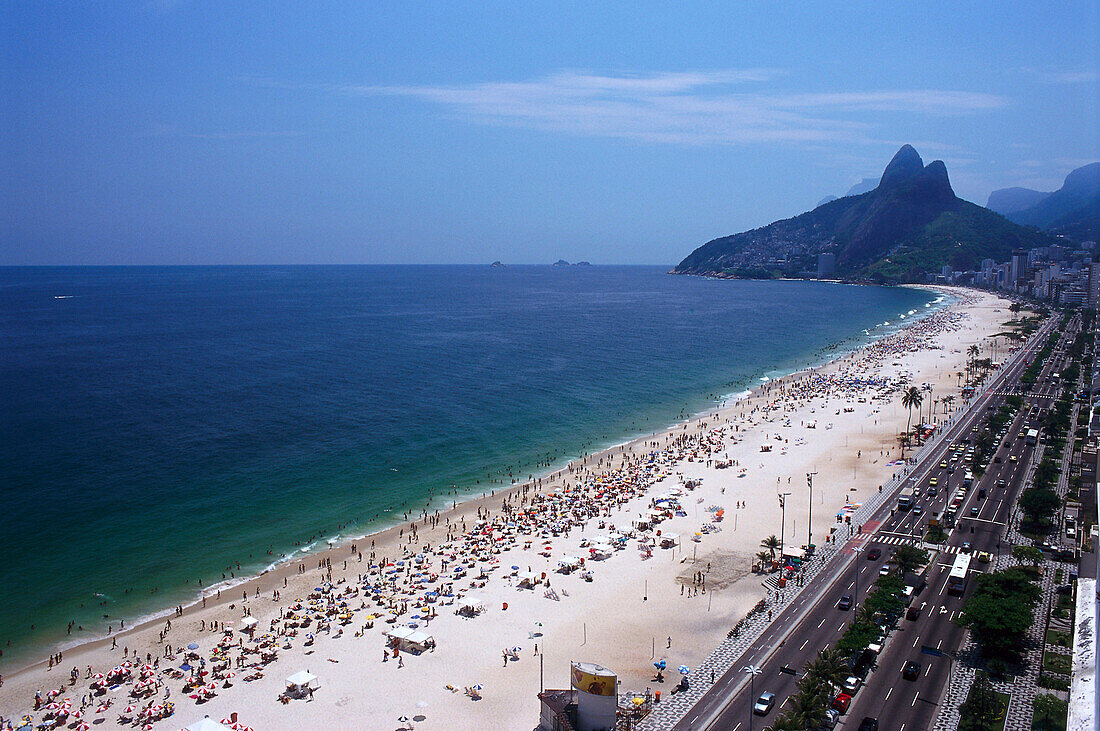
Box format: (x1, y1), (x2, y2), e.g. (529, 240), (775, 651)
(0, 266), (937, 667)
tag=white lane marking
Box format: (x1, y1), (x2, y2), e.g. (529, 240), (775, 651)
(800, 639), (808, 651)
(885, 688), (892, 701)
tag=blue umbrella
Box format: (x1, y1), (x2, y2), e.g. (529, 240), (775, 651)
(179, 664), (191, 671)
(678, 665), (690, 675)
(658, 660), (667, 670)
(511, 565), (520, 571)
(187, 642), (198, 650)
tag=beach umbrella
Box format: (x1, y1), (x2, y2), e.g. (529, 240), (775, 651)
(96, 706), (108, 714)
(678, 665), (690, 675)
(187, 642), (199, 650)
(470, 684), (483, 691)
(511, 646), (523, 653)
(142, 725), (154, 731)
(123, 705), (137, 714)
(220, 719), (233, 725)
(75, 724), (90, 731)
(91, 673), (105, 679)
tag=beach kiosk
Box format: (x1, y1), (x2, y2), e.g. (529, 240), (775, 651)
(659, 533), (679, 549)
(285, 670), (318, 698)
(384, 625), (436, 654)
(518, 571), (541, 588)
(186, 717), (230, 731)
(557, 556), (582, 574)
(571, 661), (617, 731)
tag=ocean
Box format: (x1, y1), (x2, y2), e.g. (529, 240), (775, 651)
(0, 265), (938, 667)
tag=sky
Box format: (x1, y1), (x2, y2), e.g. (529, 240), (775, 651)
(2, 2), (1098, 265)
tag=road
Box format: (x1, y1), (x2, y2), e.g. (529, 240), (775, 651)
(673, 315), (1061, 731)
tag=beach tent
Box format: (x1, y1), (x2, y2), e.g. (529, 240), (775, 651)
(517, 571), (540, 588)
(659, 533), (679, 548)
(240, 616), (259, 629)
(385, 626), (436, 653)
(186, 717), (230, 731)
(460, 596), (485, 612)
(557, 556), (581, 572)
(286, 670), (318, 691)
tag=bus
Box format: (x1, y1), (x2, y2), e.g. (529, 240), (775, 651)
(947, 553), (972, 595)
(963, 470), (974, 488)
(897, 487), (916, 510)
(1026, 428), (1039, 445)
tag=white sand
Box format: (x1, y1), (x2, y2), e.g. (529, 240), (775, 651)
(0, 287), (1017, 731)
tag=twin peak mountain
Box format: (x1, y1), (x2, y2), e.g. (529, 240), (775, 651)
(673, 145), (1054, 283)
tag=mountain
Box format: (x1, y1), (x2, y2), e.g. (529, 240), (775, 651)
(817, 195), (838, 207)
(1005, 162), (1100, 241)
(987, 187), (1051, 215)
(846, 177), (878, 197)
(673, 145), (1055, 282)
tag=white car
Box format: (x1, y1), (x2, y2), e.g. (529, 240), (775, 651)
(843, 676), (862, 694)
(754, 691), (776, 715)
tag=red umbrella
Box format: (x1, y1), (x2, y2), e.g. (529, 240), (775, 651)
(123, 704), (137, 713)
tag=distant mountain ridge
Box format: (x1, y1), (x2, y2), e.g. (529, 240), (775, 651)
(1002, 162), (1100, 242)
(986, 187), (1052, 216)
(673, 145), (1055, 282)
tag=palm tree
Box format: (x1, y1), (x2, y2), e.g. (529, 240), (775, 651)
(1010, 301), (1023, 320)
(784, 690), (828, 730)
(956, 371), (965, 387)
(800, 646), (849, 694)
(942, 394), (955, 414)
(901, 386), (923, 454)
(755, 550), (773, 571)
(761, 535), (781, 559)
(966, 344), (980, 382)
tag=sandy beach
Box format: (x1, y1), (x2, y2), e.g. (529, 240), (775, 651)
(0, 286), (1016, 731)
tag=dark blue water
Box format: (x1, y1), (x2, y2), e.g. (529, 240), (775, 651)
(0, 266), (936, 666)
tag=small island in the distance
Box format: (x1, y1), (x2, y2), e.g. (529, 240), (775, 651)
(552, 259), (592, 267)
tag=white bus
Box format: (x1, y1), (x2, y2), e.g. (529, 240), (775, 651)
(947, 553), (972, 595)
(1025, 428), (1039, 445)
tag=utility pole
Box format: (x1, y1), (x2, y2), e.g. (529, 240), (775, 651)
(778, 492), (791, 556)
(807, 472), (817, 549)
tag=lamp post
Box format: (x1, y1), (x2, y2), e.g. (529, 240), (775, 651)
(743, 664), (762, 731)
(807, 472), (817, 550)
(778, 492), (791, 557)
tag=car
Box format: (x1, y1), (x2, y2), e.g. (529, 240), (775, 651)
(1004, 441), (1012, 448)
(902, 661), (921, 680)
(994, 455), (1002, 463)
(1009, 455), (1018, 462)
(927, 487), (937, 496)
(906, 606), (921, 621)
(832, 692), (852, 713)
(879, 565), (892, 576)
(929, 476), (938, 486)
(858, 718), (879, 731)
(913, 504), (923, 515)
(753, 691), (776, 715)
(837, 594), (853, 610)
(843, 676), (862, 694)
(970, 506), (980, 517)
(866, 548), (881, 560)
(976, 551), (992, 563)
(940, 460), (948, 469)
(996, 479), (1006, 488)
(819, 708), (841, 729)
(961, 542), (972, 553)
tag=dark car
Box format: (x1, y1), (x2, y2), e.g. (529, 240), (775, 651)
(866, 548), (881, 560)
(858, 718), (879, 731)
(838, 594), (853, 610)
(906, 606), (920, 621)
(902, 660), (920, 680)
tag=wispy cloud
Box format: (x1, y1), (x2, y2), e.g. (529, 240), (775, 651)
(1019, 67), (1099, 84)
(343, 70), (1008, 146)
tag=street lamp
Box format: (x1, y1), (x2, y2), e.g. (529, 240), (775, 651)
(743, 664), (762, 731)
(807, 472), (817, 550)
(778, 492), (791, 557)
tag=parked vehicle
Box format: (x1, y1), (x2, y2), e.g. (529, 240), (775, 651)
(753, 691), (776, 715)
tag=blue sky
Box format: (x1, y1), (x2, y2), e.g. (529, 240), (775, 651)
(2, 2), (1098, 265)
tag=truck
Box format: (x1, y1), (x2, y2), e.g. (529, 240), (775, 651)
(897, 487), (916, 510)
(963, 470), (974, 488)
